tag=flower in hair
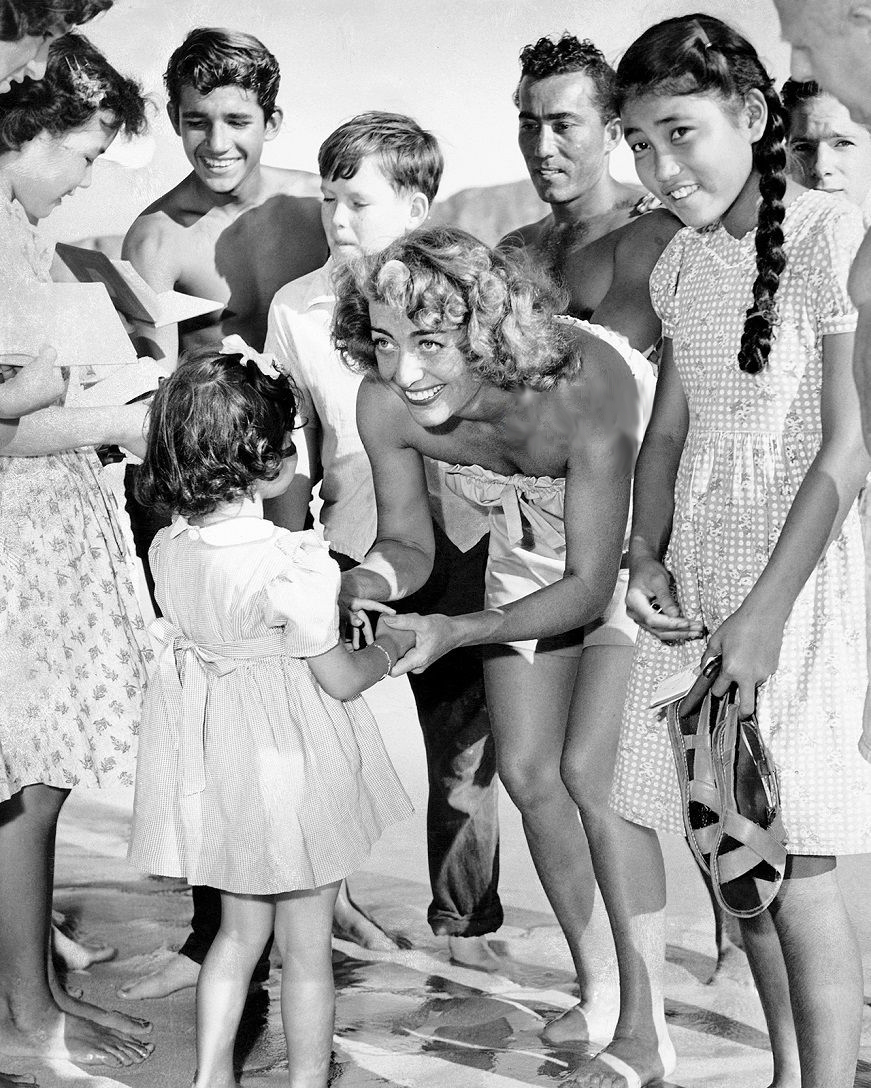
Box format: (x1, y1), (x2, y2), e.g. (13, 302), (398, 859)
(219, 334), (282, 378)
(66, 58), (104, 108)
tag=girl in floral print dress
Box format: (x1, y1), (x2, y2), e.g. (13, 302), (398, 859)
(0, 36), (155, 1073)
(561, 15), (871, 1088)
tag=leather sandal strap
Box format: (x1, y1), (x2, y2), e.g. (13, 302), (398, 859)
(717, 810), (787, 881)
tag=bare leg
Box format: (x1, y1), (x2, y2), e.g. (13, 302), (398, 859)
(484, 650), (616, 1033)
(561, 815), (675, 1087)
(694, 860), (748, 982)
(0, 785), (152, 1068)
(194, 892), (276, 1088)
(447, 934), (502, 971)
(737, 907), (800, 1088)
(274, 882), (341, 1088)
(749, 857), (862, 1088)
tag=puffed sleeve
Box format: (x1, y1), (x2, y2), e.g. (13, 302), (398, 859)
(809, 201), (864, 336)
(262, 530), (341, 657)
(649, 228), (690, 339)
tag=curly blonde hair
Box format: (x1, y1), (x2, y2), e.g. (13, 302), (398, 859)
(332, 226), (573, 391)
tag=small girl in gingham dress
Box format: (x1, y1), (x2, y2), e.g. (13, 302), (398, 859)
(128, 344), (413, 1088)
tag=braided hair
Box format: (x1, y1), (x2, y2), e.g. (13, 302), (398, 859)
(616, 14), (788, 374)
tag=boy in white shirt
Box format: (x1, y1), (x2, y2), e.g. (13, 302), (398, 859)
(266, 113), (502, 968)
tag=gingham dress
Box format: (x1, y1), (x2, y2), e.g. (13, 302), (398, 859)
(610, 190), (871, 855)
(128, 518), (412, 894)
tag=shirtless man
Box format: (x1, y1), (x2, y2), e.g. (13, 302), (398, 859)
(122, 26), (326, 367)
(501, 33), (679, 355)
(116, 27), (337, 1003)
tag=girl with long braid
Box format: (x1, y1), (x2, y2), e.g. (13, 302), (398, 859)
(563, 14), (871, 1088)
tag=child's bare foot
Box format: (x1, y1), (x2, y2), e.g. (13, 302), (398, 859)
(117, 953), (200, 1000)
(333, 883), (397, 952)
(541, 996), (620, 1047)
(0, 1008), (153, 1068)
(447, 935), (502, 972)
(561, 1034), (676, 1087)
(51, 924), (116, 972)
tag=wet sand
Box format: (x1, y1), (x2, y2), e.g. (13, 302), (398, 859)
(12, 675), (871, 1087)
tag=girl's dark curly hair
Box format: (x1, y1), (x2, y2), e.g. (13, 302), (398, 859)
(617, 14), (788, 374)
(0, 32), (147, 153)
(333, 225), (573, 392)
(136, 348), (299, 520)
(1, 0), (111, 39)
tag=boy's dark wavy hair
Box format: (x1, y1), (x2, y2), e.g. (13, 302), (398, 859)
(514, 33), (618, 123)
(617, 14), (788, 374)
(136, 348), (299, 520)
(0, 32), (147, 153)
(164, 27), (280, 121)
(0, 0), (111, 39)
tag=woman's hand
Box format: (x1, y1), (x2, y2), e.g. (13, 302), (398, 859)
(376, 612), (461, 675)
(703, 603), (785, 717)
(626, 555), (705, 642)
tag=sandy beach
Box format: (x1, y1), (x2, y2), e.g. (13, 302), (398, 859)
(12, 673), (871, 1088)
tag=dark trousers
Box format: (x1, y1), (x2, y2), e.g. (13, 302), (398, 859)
(398, 522), (502, 936)
(126, 467), (501, 954)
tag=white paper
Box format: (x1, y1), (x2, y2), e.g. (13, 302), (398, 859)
(0, 282), (137, 370)
(66, 357), (170, 408)
(648, 664), (702, 710)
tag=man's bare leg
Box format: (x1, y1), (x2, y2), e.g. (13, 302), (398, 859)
(484, 651), (619, 1043)
(0, 785), (152, 1068)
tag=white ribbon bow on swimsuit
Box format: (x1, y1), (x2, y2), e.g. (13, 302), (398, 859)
(219, 334), (283, 379)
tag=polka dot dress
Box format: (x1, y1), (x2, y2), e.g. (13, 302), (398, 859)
(610, 191), (871, 855)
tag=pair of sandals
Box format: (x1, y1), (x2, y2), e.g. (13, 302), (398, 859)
(666, 659), (787, 918)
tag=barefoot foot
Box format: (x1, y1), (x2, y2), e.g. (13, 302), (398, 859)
(542, 998), (620, 1048)
(50, 982), (151, 1036)
(561, 1035), (676, 1088)
(116, 953), (200, 1000)
(0, 1074), (36, 1087)
(447, 935), (503, 973)
(52, 924), (116, 972)
(333, 883), (398, 952)
(0, 1009), (153, 1068)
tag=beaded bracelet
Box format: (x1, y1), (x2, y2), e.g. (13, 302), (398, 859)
(370, 641), (394, 681)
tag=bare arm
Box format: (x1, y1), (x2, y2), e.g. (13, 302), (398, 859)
(592, 212), (681, 355)
(306, 626), (414, 700)
(0, 400), (148, 457)
(121, 218), (181, 366)
(848, 230), (871, 451)
(707, 330), (870, 712)
(339, 378), (435, 607)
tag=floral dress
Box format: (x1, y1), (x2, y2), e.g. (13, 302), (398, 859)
(0, 192), (151, 800)
(611, 191), (871, 855)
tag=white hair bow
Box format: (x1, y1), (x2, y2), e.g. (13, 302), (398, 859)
(219, 335), (282, 379)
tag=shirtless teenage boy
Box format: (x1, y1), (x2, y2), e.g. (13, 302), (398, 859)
(117, 27), (328, 1003)
(122, 27), (327, 367)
